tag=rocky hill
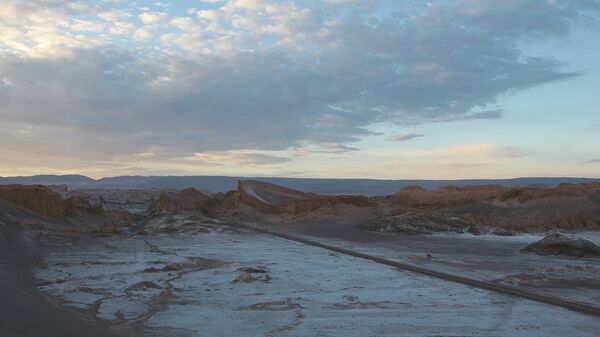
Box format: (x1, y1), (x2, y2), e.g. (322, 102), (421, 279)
(0, 184), (103, 220)
(229, 181), (600, 233)
(373, 183), (600, 232)
(0, 185), (66, 219)
(148, 188), (215, 215)
(235, 180), (372, 214)
(0, 185), (137, 234)
(2, 181), (599, 235)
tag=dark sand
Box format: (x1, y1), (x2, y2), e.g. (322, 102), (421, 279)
(0, 206), (120, 337)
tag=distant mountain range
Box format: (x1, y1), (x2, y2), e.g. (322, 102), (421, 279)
(1, 174), (600, 196)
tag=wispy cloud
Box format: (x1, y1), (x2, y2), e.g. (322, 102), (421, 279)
(387, 133), (424, 142)
(431, 163), (490, 169)
(192, 152), (291, 166)
(400, 144), (530, 159)
(447, 110), (503, 122)
(293, 143), (359, 156)
(318, 143), (360, 154)
(583, 159), (600, 164)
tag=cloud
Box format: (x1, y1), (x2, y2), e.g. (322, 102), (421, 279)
(197, 10), (219, 20)
(431, 163), (490, 169)
(0, 0), (596, 172)
(293, 143), (360, 156)
(445, 110), (504, 122)
(387, 133), (424, 142)
(400, 144), (530, 159)
(139, 11), (167, 24)
(317, 143), (360, 154)
(192, 152), (291, 165)
(96, 9), (131, 21)
(583, 159), (600, 164)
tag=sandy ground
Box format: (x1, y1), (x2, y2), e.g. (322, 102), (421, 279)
(32, 224), (600, 337)
(0, 209), (121, 337)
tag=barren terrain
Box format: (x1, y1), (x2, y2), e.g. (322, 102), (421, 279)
(1, 180), (599, 336)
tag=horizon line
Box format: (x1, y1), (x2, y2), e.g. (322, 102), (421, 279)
(1, 174), (600, 182)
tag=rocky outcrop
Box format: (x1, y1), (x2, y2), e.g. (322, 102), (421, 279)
(238, 180), (314, 204)
(233, 266), (271, 283)
(236, 180), (372, 215)
(0, 184), (104, 220)
(65, 195), (104, 216)
(492, 228), (516, 236)
(360, 214), (472, 235)
(70, 189), (175, 213)
(236, 180), (313, 213)
(0, 184), (67, 219)
(6, 181), (599, 234)
(521, 234), (600, 257)
(387, 183), (600, 231)
(126, 281), (161, 291)
(97, 210), (136, 233)
(148, 188), (214, 215)
(232, 181), (600, 232)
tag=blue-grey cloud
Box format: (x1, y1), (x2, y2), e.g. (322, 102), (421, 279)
(0, 0), (597, 169)
(387, 133), (424, 142)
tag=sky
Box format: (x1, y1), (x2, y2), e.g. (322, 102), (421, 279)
(0, 0), (599, 179)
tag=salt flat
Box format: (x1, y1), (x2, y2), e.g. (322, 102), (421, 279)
(34, 225), (600, 337)
(291, 231), (600, 308)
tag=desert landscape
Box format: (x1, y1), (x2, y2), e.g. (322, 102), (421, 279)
(1, 176), (600, 337)
(2, 1), (600, 336)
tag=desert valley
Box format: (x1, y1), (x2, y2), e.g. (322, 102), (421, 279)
(3, 1), (600, 336)
(1, 176), (600, 337)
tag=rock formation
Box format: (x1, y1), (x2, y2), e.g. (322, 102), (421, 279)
(0, 184), (103, 220)
(233, 266), (271, 283)
(360, 214), (471, 235)
(521, 234), (600, 257)
(384, 183), (600, 231)
(3, 180), (600, 235)
(97, 210), (136, 233)
(65, 195), (104, 216)
(148, 188), (214, 215)
(236, 180), (372, 215)
(0, 184), (67, 219)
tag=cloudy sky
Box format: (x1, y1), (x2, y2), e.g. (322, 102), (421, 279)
(1, 0), (599, 179)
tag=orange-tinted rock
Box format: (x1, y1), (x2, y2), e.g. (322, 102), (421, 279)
(0, 184), (67, 219)
(0, 184), (104, 220)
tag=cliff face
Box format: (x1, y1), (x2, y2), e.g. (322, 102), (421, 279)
(236, 180), (372, 215)
(392, 184), (513, 208)
(0, 184), (103, 220)
(388, 183), (600, 231)
(0, 185), (68, 219)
